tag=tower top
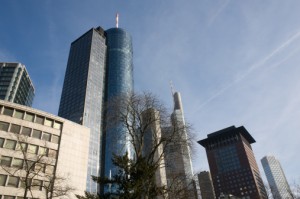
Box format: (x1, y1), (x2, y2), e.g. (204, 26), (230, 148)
(116, 13), (119, 28)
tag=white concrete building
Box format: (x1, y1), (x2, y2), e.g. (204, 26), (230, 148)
(0, 100), (90, 198)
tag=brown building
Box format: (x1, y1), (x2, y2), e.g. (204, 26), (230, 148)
(198, 126), (267, 199)
(198, 171), (216, 199)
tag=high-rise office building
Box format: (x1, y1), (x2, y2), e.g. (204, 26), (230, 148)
(164, 91), (195, 198)
(0, 62), (34, 107)
(58, 25), (133, 193)
(261, 156), (292, 199)
(198, 126), (267, 199)
(198, 171), (216, 199)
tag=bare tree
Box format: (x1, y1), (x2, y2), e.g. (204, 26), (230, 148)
(77, 92), (195, 199)
(0, 132), (73, 198)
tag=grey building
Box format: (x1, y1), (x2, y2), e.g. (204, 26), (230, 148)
(58, 26), (133, 193)
(0, 63), (34, 107)
(261, 156), (292, 199)
(198, 171), (216, 199)
(164, 91), (195, 198)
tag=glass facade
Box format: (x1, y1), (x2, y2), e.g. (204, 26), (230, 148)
(58, 26), (133, 194)
(58, 27), (107, 193)
(0, 63), (34, 107)
(103, 28), (133, 191)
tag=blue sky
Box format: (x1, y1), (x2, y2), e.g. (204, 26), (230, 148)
(1, 0), (300, 184)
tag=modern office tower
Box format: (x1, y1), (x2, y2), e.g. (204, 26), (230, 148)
(0, 100), (90, 199)
(0, 62), (34, 107)
(198, 171), (216, 199)
(261, 156), (292, 199)
(58, 25), (133, 193)
(198, 126), (267, 199)
(164, 91), (195, 198)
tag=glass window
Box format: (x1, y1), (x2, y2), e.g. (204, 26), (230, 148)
(27, 144), (38, 154)
(0, 138), (4, 147)
(35, 115), (44, 125)
(14, 110), (24, 119)
(20, 178), (31, 188)
(42, 133), (51, 142)
(0, 174), (7, 186)
(38, 147), (48, 156)
(21, 127), (31, 136)
(3, 107), (14, 116)
(0, 156), (12, 166)
(53, 121), (62, 130)
(44, 118), (53, 127)
(4, 196), (15, 199)
(32, 179), (42, 190)
(4, 140), (16, 150)
(7, 176), (19, 187)
(24, 113), (34, 122)
(35, 163), (44, 172)
(12, 158), (23, 168)
(0, 121), (9, 131)
(51, 135), (59, 144)
(10, 124), (21, 134)
(16, 143), (27, 151)
(24, 160), (35, 171)
(45, 165), (54, 174)
(32, 129), (42, 139)
(48, 149), (57, 158)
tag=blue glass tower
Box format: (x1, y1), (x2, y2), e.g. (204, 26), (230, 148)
(103, 28), (133, 191)
(58, 26), (133, 193)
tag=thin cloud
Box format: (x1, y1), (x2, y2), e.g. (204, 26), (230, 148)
(194, 29), (300, 112)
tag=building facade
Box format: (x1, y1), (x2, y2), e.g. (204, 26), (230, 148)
(58, 26), (133, 193)
(261, 156), (292, 199)
(198, 171), (216, 199)
(198, 126), (267, 199)
(0, 63), (34, 107)
(0, 100), (90, 198)
(164, 92), (195, 198)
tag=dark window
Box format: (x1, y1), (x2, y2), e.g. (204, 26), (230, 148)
(21, 127), (31, 136)
(3, 107), (14, 116)
(0, 121), (9, 131)
(10, 124), (21, 134)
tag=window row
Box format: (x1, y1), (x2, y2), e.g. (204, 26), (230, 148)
(0, 195), (37, 199)
(0, 138), (57, 158)
(0, 121), (59, 144)
(0, 174), (49, 191)
(0, 156), (55, 174)
(0, 106), (62, 130)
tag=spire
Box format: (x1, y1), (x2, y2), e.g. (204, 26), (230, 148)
(116, 13), (119, 28)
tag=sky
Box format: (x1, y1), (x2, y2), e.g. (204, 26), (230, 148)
(1, 0), (300, 185)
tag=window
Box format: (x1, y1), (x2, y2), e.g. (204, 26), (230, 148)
(32, 129), (42, 139)
(12, 158), (23, 168)
(0, 156), (12, 166)
(3, 107), (14, 116)
(53, 121), (62, 130)
(24, 161), (35, 171)
(20, 178), (31, 188)
(0, 174), (7, 186)
(16, 143), (27, 151)
(21, 127), (31, 136)
(24, 113), (34, 122)
(32, 179), (42, 190)
(42, 132), (51, 142)
(44, 118), (53, 127)
(0, 138), (4, 147)
(45, 165), (54, 174)
(27, 144), (38, 154)
(34, 163), (44, 172)
(3, 196), (15, 199)
(7, 176), (19, 187)
(0, 121), (9, 131)
(51, 135), (59, 144)
(10, 124), (21, 134)
(4, 140), (16, 150)
(48, 149), (57, 158)
(38, 147), (48, 156)
(35, 115), (44, 125)
(14, 110), (24, 119)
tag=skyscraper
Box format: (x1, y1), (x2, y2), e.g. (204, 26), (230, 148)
(261, 156), (292, 199)
(0, 62), (34, 107)
(198, 126), (267, 199)
(58, 25), (133, 193)
(164, 91), (195, 198)
(198, 171), (216, 199)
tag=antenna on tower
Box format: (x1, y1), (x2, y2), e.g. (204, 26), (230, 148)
(169, 80), (175, 96)
(116, 13), (119, 28)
